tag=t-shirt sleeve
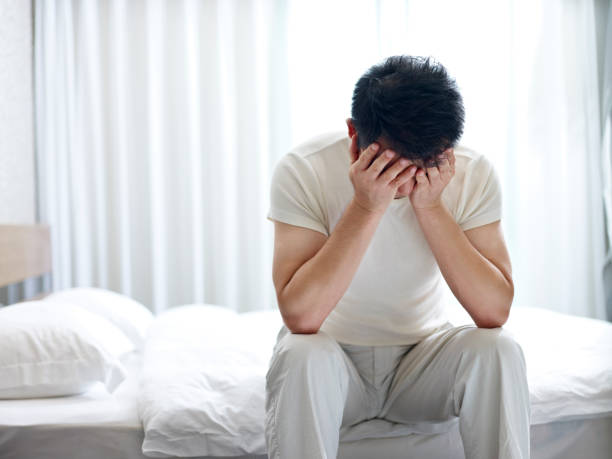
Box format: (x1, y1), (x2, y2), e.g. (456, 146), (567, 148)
(267, 153), (329, 236)
(455, 154), (503, 231)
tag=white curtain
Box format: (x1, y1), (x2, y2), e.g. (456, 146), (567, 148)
(35, 0), (609, 319)
(35, 0), (289, 313)
(601, 0), (612, 319)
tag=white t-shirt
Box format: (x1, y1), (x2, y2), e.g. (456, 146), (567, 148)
(267, 131), (502, 346)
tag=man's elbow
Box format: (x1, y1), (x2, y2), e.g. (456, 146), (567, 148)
(474, 287), (513, 328)
(282, 312), (321, 334)
(287, 322), (321, 334)
(474, 310), (509, 328)
(277, 295), (323, 334)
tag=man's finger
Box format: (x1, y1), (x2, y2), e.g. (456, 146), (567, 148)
(392, 166), (417, 189)
(414, 168), (429, 185)
(368, 149), (396, 177)
(381, 157), (411, 183)
(447, 148), (456, 169)
(356, 142), (380, 170)
(426, 164), (440, 182)
(436, 154), (451, 173)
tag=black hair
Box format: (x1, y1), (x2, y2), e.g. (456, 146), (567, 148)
(351, 55), (464, 164)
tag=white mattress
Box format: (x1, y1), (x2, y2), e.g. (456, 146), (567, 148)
(1, 394), (611, 459)
(1, 307), (611, 459)
(0, 352), (145, 459)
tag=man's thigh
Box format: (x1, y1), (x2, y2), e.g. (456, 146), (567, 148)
(266, 325), (375, 428)
(379, 324), (522, 423)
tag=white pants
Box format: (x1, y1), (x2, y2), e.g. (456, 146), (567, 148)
(265, 322), (530, 459)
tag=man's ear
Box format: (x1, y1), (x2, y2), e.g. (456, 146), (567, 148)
(346, 119), (360, 164)
(346, 118), (357, 138)
(346, 118), (361, 163)
(348, 134), (360, 163)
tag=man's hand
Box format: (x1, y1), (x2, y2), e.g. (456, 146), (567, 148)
(409, 148), (456, 210)
(348, 135), (416, 214)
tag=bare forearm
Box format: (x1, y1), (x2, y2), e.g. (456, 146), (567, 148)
(279, 199), (383, 333)
(414, 204), (513, 327)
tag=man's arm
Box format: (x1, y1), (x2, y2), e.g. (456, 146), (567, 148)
(410, 151), (513, 328)
(273, 202), (382, 334)
(272, 139), (416, 334)
(415, 209), (513, 327)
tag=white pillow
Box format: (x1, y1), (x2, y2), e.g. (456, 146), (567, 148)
(0, 300), (133, 399)
(45, 287), (154, 349)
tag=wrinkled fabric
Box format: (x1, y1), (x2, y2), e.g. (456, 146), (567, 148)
(265, 322), (530, 459)
(137, 305), (612, 457)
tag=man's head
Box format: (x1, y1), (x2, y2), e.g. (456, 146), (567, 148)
(348, 55), (464, 167)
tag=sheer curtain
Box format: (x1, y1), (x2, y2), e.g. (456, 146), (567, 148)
(35, 0), (608, 319)
(35, 0), (289, 313)
(601, 0), (612, 320)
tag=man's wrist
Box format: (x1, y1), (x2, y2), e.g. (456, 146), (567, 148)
(350, 197), (386, 219)
(412, 200), (448, 220)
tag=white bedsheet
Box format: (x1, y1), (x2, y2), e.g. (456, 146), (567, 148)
(138, 305), (612, 458)
(1, 304), (611, 459)
(138, 306), (276, 457)
(504, 307), (612, 423)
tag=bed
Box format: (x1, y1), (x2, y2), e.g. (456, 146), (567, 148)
(1, 224), (611, 459)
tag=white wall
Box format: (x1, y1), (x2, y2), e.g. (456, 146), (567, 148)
(0, 0), (35, 224)
(0, 0), (38, 305)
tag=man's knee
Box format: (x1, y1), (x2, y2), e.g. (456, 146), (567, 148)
(457, 326), (525, 365)
(275, 329), (341, 363)
(267, 328), (344, 382)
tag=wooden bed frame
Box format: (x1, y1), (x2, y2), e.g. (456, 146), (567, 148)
(0, 224), (52, 295)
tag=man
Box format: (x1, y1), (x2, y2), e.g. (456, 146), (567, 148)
(265, 55), (530, 459)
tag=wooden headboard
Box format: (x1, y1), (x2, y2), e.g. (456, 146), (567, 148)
(0, 224), (51, 289)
